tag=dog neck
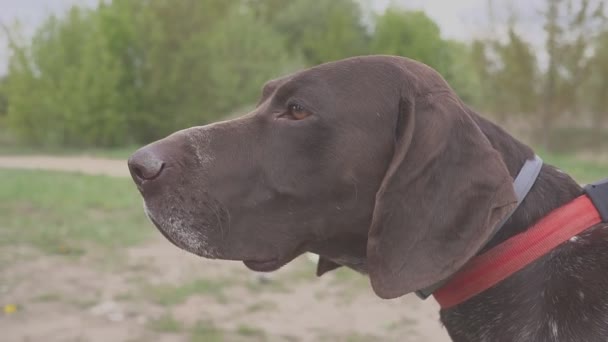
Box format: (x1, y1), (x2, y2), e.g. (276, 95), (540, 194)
(438, 110), (602, 341)
(470, 112), (583, 252)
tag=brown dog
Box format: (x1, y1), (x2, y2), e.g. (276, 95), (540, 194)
(128, 56), (608, 342)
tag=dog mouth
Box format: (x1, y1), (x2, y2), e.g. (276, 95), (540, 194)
(143, 202), (304, 269)
(144, 206), (279, 267)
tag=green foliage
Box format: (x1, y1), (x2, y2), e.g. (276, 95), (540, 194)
(440, 40), (482, 105)
(0, 76), (7, 118)
(475, 0), (608, 149)
(8, 0), (603, 151)
(2, 0), (485, 148)
(6, 5), (136, 146)
(271, 0), (370, 65)
(370, 9), (479, 103)
(126, 0), (290, 142)
(4, 0), (292, 147)
(585, 30), (608, 127)
(472, 28), (539, 122)
(371, 9), (445, 71)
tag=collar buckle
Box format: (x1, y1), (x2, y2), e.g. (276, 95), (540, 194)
(584, 179), (608, 223)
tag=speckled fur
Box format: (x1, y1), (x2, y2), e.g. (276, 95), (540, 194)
(440, 110), (608, 342)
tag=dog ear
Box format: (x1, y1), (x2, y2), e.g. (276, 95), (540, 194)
(367, 74), (517, 299)
(316, 257), (342, 276)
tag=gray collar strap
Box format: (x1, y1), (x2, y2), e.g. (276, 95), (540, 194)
(415, 155), (544, 300)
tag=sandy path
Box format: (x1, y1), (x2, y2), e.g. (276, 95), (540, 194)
(0, 155), (130, 177)
(0, 154), (451, 341)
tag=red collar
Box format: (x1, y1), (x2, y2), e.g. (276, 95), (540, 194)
(433, 195), (602, 309)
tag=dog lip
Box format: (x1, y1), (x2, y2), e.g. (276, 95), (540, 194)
(243, 258), (282, 272)
(244, 242), (307, 272)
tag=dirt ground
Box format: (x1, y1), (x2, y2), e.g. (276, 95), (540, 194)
(0, 155), (451, 342)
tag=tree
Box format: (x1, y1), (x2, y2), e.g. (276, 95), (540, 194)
(473, 0), (605, 150)
(371, 9), (445, 71)
(371, 8), (479, 103)
(0, 76), (7, 119)
(475, 28), (539, 124)
(3, 0), (293, 146)
(585, 29), (608, 130)
(5, 6), (132, 146)
(441, 40), (483, 106)
(271, 0), (370, 65)
(128, 0), (291, 142)
(538, 0), (605, 149)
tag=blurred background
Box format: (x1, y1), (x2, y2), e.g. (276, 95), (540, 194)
(0, 0), (606, 341)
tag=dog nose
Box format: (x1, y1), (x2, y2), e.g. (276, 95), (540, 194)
(128, 147), (165, 185)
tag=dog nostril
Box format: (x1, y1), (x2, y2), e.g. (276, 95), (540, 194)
(128, 149), (166, 183)
(147, 163), (164, 180)
(135, 162), (164, 181)
(132, 165), (145, 180)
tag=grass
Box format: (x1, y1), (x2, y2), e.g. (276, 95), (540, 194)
(236, 324), (266, 338)
(143, 278), (230, 306)
(0, 169), (152, 256)
(114, 291), (135, 302)
(188, 321), (267, 342)
(32, 293), (62, 302)
(385, 317), (417, 331)
(245, 300), (278, 313)
(541, 151), (608, 184)
(327, 267), (370, 303)
(68, 297), (99, 310)
(316, 332), (383, 342)
(190, 321), (224, 342)
(147, 313), (183, 333)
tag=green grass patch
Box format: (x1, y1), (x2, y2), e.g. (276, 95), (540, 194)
(190, 321), (224, 342)
(316, 332), (383, 342)
(236, 324), (266, 339)
(67, 297), (98, 310)
(245, 300), (278, 313)
(0, 169), (152, 255)
(147, 313), (183, 333)
(144, 278), (230, 306)
(385, 317), (417, 331)
(330, 267), (366, 285)
(32, 293), (62, 302)
(540, 151), (608, 184)
(114, 291), (135, 302)
(547, 127), (608, 154)
(236, 324), (266, 338)
(326, 268), (370, 304)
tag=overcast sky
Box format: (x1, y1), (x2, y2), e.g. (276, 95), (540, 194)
(0, 0), (545, 75)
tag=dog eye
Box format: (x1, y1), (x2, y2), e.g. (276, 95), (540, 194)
(282, 103), (311, 121)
